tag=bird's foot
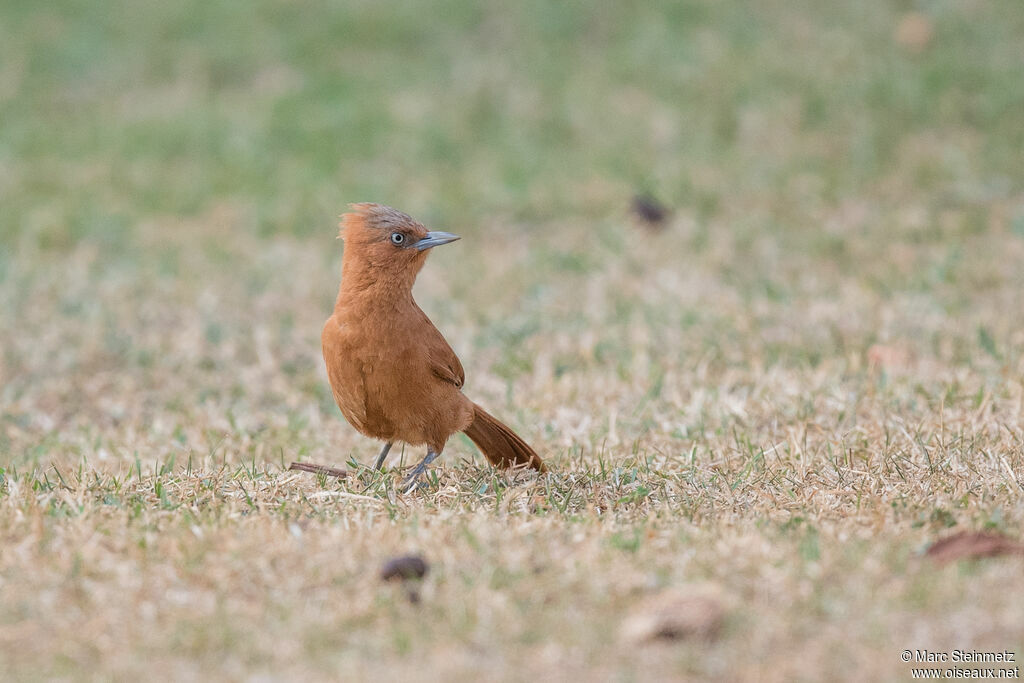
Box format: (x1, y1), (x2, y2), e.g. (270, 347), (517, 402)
(401, 449), (439, 493)
(401, 464), (429, 494)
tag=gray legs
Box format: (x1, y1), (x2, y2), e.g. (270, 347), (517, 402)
(373, 441), (394, 470)
(402, 450), (439, 492)
(373, 442), (441, 492)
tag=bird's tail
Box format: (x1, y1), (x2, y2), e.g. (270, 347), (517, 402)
(464, 403), (546, 472)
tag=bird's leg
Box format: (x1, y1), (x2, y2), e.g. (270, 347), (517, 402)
(373, 441), (394, 470)
(401, 449), (439, 492)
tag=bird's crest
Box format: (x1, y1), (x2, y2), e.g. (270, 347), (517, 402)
(339, 203), (419, 240)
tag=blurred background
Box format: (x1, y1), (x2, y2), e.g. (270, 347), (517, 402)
(3, 0), (1024, 475)
(2, 0), (1024, 464)
(2, 2), (1024, 678)
(5, 1), (1022, 246)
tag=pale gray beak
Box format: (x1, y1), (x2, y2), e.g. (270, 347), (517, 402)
(415, 231), (461, 251)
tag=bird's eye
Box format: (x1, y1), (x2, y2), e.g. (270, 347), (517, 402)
(390, 232), (405, 245)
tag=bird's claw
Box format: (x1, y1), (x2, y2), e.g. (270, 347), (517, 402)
(401, 467), (427, 494)
(400, 449), (438, 493)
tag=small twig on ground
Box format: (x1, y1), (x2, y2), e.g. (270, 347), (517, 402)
(288, 462), (349, 478)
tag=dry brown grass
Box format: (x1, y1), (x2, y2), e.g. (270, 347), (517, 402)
(4, 1), (1024, 680)
(2, 212), (1024, 680)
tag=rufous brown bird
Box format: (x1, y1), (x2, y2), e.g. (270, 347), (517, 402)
(321, 203), (545, 490)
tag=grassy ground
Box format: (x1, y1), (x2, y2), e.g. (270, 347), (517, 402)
(2, 1), (1024, 680)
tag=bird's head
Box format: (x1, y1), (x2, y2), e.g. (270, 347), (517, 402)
(338, 203), (460, 292)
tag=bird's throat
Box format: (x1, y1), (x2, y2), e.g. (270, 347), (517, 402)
(335, 259), (418, 315)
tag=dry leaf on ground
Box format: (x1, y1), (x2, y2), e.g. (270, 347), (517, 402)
(926, 531), (1024, 565)
(895, 12), (934, 52)
(620, 586), (728, 644)
(867, 344), (914, 374)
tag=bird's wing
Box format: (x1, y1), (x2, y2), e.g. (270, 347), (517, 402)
(416, 309), (465, 388)
(407, 303), (465, 388)
(429, 342), (465, 388)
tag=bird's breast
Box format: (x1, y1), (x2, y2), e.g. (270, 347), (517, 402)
(322, 307), (471, 447)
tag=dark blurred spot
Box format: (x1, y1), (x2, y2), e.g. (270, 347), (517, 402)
(380, 554), (429, 581)
(630, 194), (670, 231)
